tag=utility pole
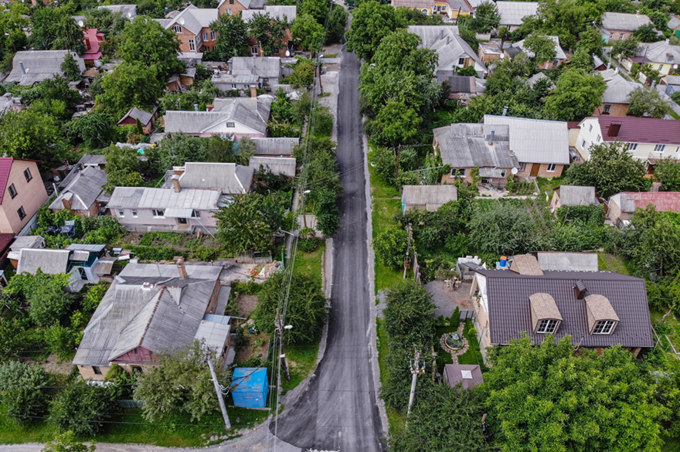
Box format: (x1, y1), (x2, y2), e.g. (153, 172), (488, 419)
(300, 191), (308, 229)
(205, 352), (231, 430)
(404, 223), (412, 279)
(407, 346), (426, 417)
(276, 308), (290, 381)
(395, 144), (402, 180)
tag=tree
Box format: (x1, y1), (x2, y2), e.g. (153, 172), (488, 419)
(249, 14), (287, 56)
(569, 46), (593, 71)
(469, 204), (536, 255)
(391, 384), (488, 452)
(67, 112), (117, 148)
(210, 14), (250, 61)
(50, 381), (114, 436)
(544, 69), (606, 121)
(473, 1), (500, 33)
(497, 26), (511, 49)
(291, 14), (325, 53)
(483, 336), (666, 451)
(326, 5), (348, 45)
(0, 361), (52, 423)
(97, 62), (165, 119)
(42, 432), (96, 452)
(374, 226), (408, 269)
(117, 16), (184, 79)
(252, 272), (328, 344)
(632, 23), (663, 42)
(4, 270), (73, 327)
(564, 142), (647, 198)
(0, 109), (70, 167)
(654, 158), (680, 191)
(300, 0), (329, 24)
(627, 86), (674, 118)
(216, 193), (287, 255)
(524, 34), (557, 65)
(577, 26), (604, 58)
(285, 58), (316, 88)
(610, 37), (640, 59)
(104, 146), (144, 193)
(367, 101), (422, 148)
(383, 280), (436, 347)
(315, 188), (340, 236)
(134, 341), (227, 422)
(346, 2), (405, 61)
(31, 8), (85, 54)
(61, 53), (81, 82)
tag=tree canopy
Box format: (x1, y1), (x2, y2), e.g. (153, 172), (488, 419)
(97, 62), (166, 119)
(0, 361), (52, 423)
(291, 13), (325, 53)
(544, 69), (606, 121)
(209, 14), (250, 61)
(626, 86), (674, 118)
(524, 34), (557, 65)
(346, 2), (406, 61)
(31, 7), (85, 54)
(4, 270), (72, 327)
(0, 109), (71, 167)
(117, 16), (184, 79)
(469, 204), (536, 256)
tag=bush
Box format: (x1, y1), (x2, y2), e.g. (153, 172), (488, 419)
(50, 380), (114, 436)
(83, 283), (109, 314)
(450, 306), (460, 329)
(190, 245), (220, 262)
(44, 325), (79, 361)
(374, 226), (408, 270)
(0, 361), (52, 423)
(298, 227), (319, 252)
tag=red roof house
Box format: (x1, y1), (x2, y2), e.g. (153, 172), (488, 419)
(83, 29), (105, 63)
(608, 191), (680, 224)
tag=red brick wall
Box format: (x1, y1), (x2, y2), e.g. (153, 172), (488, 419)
(111, 346), (157, 364)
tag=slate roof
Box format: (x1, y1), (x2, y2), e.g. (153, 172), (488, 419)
(98, 4), (137, 19)
(166, 162), (254, 195)
(118, 107), (157, 126)
(446, 0), (473, 14)
(164, 5), (218, 35)
(408, 26), (486, 74)
(252, 137), (298, 155)
(74, 262), (224, 366)
(108, 187), (222, 210)
(533, 252), (599, 272)
(163, 96), (273, 134)
(511, 36), (567, 60)
(9, 236), (44, 252)
(595, 115), (680, 144)
(602, 12), (652, 31)
(401, 185), (458, 210)
(17, 249), (70, 275)
(447, 75), (476, 93)
(241, 5), (297, 23)
(5, 51), (85, 85)
(249, 157), (296, 177)
(483, 115), (570, 164)
(665, 74), (680, 85)
(230, 57), (282, 79)
(556, 185), (598, 206)
(475, 269), (654, 348)
(443, 364), (483, 389)
(601, 70), (638, 104)
(635, 41), (680, 64)
(496, 1), (539, 26)
(407, 25), (460, 47)
(527, 72), (555, 89)
(49, 166), (107, 212)
(610, 191), (680, 213)
(434, 123), (519, 169)
(669, 15), (680, 30)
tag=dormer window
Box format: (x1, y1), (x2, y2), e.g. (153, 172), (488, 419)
(593, 320), (616, 334)
(585, 294), (619, 335)
(530, 293), (563, 335)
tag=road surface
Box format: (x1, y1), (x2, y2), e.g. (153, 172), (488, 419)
(271, 49), (385, 451)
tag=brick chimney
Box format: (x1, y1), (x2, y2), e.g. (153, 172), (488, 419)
(171, 175), (181, 193)
(250, 85), (257, 98)
(176, 256), (187, 279)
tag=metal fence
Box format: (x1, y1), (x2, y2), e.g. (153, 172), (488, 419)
(460, 310), (475, 321)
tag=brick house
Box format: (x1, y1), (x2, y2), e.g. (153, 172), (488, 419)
(164, 5), (219, 53)
(0, 158), (47, 234)
(117, 107), (159, 135)
(242, 6), (297, 57)
(600, 12), (652, 43)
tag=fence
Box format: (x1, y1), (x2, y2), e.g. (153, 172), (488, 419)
(459, 310), (475, 321)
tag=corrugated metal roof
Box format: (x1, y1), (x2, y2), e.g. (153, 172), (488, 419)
(17, 249), (70, 275)
(556, 185), (598, 206)
(241, 5), (296, 23)
(402, 185), (457, 209)
(252, 137), (298, 156)
(0, 158), (13, 205)
(611, 191), (680, 213)
(167, 162), (254, 195)
(9, 236), (44, 252)
(636, 41), (680, 64)
(108, 187), (221, 210)
(194, 320), (230, 352)
(67, 244), (106, 252)
(230, 57), (282, 79)
(598, 116), (680, 145)
(602, 12), (652, 32)
(476, 269), (654, 348)
(483, 115), (570, 164)
(249, 157), (296, 177)
(163, 97), (272, 134)
(433, 123), (518, 169)
(5, 51), (85, 85)
(496, 1), (539, 26)
(535, 252), (599, 272)
(98, 4), (137, 19)
(49, 166), (107, 212)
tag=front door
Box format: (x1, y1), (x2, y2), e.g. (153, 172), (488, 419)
(530, 164), (540, 177)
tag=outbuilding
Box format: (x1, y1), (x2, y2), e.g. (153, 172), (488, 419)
(231, 368), (269, 409)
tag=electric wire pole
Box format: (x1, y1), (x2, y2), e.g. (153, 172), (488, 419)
(407, 346), (426, 417)
(206, 352), (231, 430)
(276, 308), (291, 381)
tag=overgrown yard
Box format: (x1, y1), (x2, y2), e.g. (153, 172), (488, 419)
(376, 318), (406, 437)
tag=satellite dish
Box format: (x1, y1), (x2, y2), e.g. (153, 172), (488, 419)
(179, 17), (185, 25)
(78, 20), (84, 27)
(511, 167), (518, 175)
(285, 50), (290, 57)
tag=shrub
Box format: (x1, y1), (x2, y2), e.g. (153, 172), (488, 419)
(450, 306), (460, 329)
(374, 226), (408, 270)
(44, 325), (79, 361)
(50, 381), (114, 436)
(0, 361), (52, 423)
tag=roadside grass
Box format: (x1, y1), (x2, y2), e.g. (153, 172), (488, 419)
(283, 336), (321, 392)
(293, 241), (326, 286)
(597, 252), (630, 275)
(376, 318), (406, 436)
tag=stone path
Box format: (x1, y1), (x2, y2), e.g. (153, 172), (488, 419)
(439, 324), (469, 364)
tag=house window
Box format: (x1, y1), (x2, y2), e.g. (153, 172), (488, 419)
(441, 4), (446, 10)
(8, 184), (17, 199)
(536, 319), (559, 334)
(229, 0), (234, 3)
(458, 57), (465, 65)
(152, 209), (165, 217)
(251, 46), (258, 55)
(211, 31), (216, 41)
(547, 163), (557, 172)
(655, 144), (666, 152)
(92, 366), (102, 375)
(17, 206), (25, 220)
(627, 142), (638, 151)
(500, 169), (507, 177)
(596, 134), (601, 143)
(192, 210), (200, 218)
(118, 210), (125, 218)
(603, 104), (611, 114)
(225, 8), (232, 14)
(588, 124), (593, 132)
(226, 122), (235, 127)
(189, 40), (196, 51)
(178, 218), (188, 224)
(231, 83), (237, 89)
(451, 168), (466, 177)
(203, 32), (208, 41)
(619, 33), (624, 40)
(134, 348), (138, 354)
(132, 210), (138, 218)
(172, 25), (182, 33)
(518, 162), (526, 171)
(23, 168), (32, 182)
(593, 320), (616, 334)
(609, 32), (613, 39)
(422, 8), (428, 13)
(581, 139), (587, 148)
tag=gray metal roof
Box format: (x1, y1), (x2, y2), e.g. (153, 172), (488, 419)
(165, 162), (254, 195)
(163, 97), (273, 134)
(241, 5), (296, 23)
(669, 15), (680, 30)
(534, 252), (599, 272)
(512, 36), (567, 61)
(402, 185), (458, 210)
(475, 269), (654, 348)
(601, 72), (638, 104)
(433, 123), (519, 169)
(17, 249), (70, 275)
(49, 166), (107, 212)
(5, 51), (85, 86)
(230, 57), (282, 79)
(406, 25), (460, 48)
(252, 137), (298, 156)
(665, 75), (680, 85)
(407, 25), (486, 74)
(211, 73), (259, 85)
(164, 5), (218, 35)
(98, 4), (137, 19)
(118, 107), (157, 126)
(443, 364), (483, 389)
(636, 41), (680, 64)
(556, 185), (599, 206)
(602, 12), (652, 31)
(483, 115), (570, 164)
(9, 236), (44, 252)
(496, 1), (539, 26)
(249, 157), (296, 177)
(527, 72), (555, 90)
(74, 263), (223, 366)
(67, 244), (106, 253)
(108, 187), (221, 210)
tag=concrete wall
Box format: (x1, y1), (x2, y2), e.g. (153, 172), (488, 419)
(607, 198), (631, 224)
(602, 28), (635, 41)
(0, 161), (48, 234)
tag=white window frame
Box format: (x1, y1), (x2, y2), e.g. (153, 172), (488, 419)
(251, 46), (258, 55)
(536, 319), (559, 334)
(192, 210), (200, 218)
(609, 32), (613, 39)
(547, 163), (557, 173)
(172, 25), (182, 33)
(593, 320), (616, 334)
(655, 144), (666, 152)
(189, 39), (196, 51)
(231, 83), (237, 89)
(458, 57), (465, 66)
(589, 124), (593, 132)
(602, 104), (611, 114)
(581, 139), (587, 148)
(152, 209), (165, 218)
(441, 4), (446, 10)
(118, 210), (125, 218)
(211, 31), (216, 41)
(619, 33), (624, 40)
(203, 32), (208, 41)
(451, 168), (467, 177)
(132, 210), (138, 218)
(518, 162), (526, 172)
(627, 142), (638, 151)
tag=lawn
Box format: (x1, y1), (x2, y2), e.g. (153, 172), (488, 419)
(458, 320), (486, 369)
(376, 318), (406, 436)
(536, 176), (564, 197)
(598, 252), (630, 275)
(282, 337), (321, 392)
(293, 241), (326, 286)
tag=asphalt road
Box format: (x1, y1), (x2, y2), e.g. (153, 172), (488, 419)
(271, 49), (385, 451)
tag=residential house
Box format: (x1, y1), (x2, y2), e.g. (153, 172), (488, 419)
(8, 235), (45, 268)
(594, 69), (637, 116)
(496, 1), (539, 31)
(252, 137), (299, 156)
(526, 72), (555, 90)
(242, 6), (296, 57)
(16, 245), (105, 292)
(407, 25), (487, 78)
(506, 36), (567, 70)
(575, 116), (680, 162)
(5, 50), (85, 85)
(669, 14), (680, 36)
(443, 364), (483, 389)
(98, 4), (137, 19)
(477, 43), (503, 64)
(601, 12), (652, 42)
(623, 40), (680, 80)
(593, 54), (608, 71)
(164, 162), (255, 196)
(550, 185), (599, 210)
(401, 185), (458, 212)
(164, 5), (219, 53)
(443, 0), (474, 20)
(49, 166), (107, 217)
(107, 186), (222, 233)
(228, 57), (283, 87)
(162, 96), (273, 138)
(437, 73), (486, 102)
(392, 0), (434, 15)
(249, 156), (296, 177)
(663, 74), (680, 95)
(0, 159), (47, 234)
(470, 254), (654, 360)
(532, 251), (599, 272)
(483, 115), (570, 178)
(73, 260), (232, 380)
(211, 73), (259, 93)
(117, 107), (159, 135)
(82, 29), (105, 66)
(218, 0), (262, 16)
(608, 191), (680, 224)
(432, 123), (519, 186)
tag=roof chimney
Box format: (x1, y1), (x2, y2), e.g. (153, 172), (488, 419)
(193, 103), (199, 111)
(489, 130), (495, 144)
(19, 62), (26, 74)
(608, 122), (621, 137)
(177, 256), (187, 279)
(171, 175), (181, 193)
(502, 106), (508, 116)
(439, 29), (444, 40)
(250, 85), (257, 99)
(574, 280), (586, 300)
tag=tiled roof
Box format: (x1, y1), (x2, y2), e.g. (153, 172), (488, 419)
(597, 116), (680, 145)
(443, 364), (483, 389)
(610, 191), (680, 213)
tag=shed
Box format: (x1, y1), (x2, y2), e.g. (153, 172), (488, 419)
(443, 364), (484, 389)
(231, 368), (269, 409)
(401, 185), (458, 212)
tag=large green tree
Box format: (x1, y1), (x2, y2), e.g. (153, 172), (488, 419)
(300, 0), (329, 24)
(291, 13), (325, 53)
(654, 158), (680, 191)
(484, 336), (666, 451)
(346, 1), (405, 61)
(524, 34), (557, 65)
(210, 14), (250, 61)
(117, 16), (184, 79)
(367, 101), (422, 147)
(326, 5), (348, 45)
(544, 69), (606, 121)
(104, 146), (144, 193)
(67, 112), (117, 148)
(249, 14), (287, 56)
(627, 86), (674, 118)
(0, 109), (70, 167)
(30, 7), (85, 54)
(97, 62), (165, 119)
(0, 361), (51, 423)
(374, 226), (408, 269)
(473, 1), (500, 33)
(610, 37), (640, 59)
